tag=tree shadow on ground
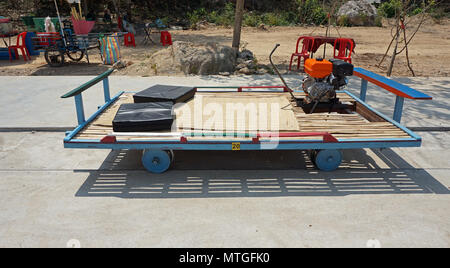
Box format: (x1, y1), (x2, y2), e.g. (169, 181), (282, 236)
(75, 148), (449, 199)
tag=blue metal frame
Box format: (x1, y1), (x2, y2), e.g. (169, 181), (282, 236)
(64, 91), (123, 142)
(102, 78), (111, 102)
(360, 79), (368, 102)
(354, 67), (432, 123)
(393, 95), (405, 123)
(62, 67), (429, 152)
(74, 94), (85, 125)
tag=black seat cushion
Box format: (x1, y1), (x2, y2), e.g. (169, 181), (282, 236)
(112, 102), (174, 132)
(133, 84), (196, 104)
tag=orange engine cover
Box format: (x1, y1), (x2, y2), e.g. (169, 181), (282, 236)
(304, 58), (333, 79)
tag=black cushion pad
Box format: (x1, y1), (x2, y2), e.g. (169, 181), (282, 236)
(113, 102), (174, 132)
(133, 84), (196, 103)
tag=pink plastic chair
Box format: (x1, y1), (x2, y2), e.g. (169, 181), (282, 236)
(8, 32), (31, 62)
(289, 36), (315, 71)
(333, 38), (354, 63)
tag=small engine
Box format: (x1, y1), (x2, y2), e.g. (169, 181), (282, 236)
(302, 58), (354, 105)
(269, 44), (355, 113)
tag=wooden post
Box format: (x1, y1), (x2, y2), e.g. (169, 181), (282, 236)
(83, 0), (88, 18)
(232, 0), (245, 51)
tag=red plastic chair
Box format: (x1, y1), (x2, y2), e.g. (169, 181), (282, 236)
(333, 38), (354, 63)
(8, 32), (31, 62)
(289, 36), (315, 71)
(124, 33), (136, 47)
(160, 31), (172, 46)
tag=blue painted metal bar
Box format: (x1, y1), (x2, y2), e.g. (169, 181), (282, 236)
(64, 139), (419, 150)
(344, 90), (421, 141)
(360, 78), (368, 102)
(64, 91), (124, 142)
(74, 94), (85, 125)
(102, 77), (111, 102)
(353, 67), (432, 100)
(393, 96), (405, 123)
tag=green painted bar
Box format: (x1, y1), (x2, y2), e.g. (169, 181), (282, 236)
(61, 69), (114, 98)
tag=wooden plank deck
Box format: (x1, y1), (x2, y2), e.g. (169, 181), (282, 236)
(74, 92), (411, 141)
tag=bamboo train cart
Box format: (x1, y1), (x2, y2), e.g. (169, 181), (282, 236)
(32, 31), (126, 67)
(61, 66), (432, 173)
(33, 0), (127, 66)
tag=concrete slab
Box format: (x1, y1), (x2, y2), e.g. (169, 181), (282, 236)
(0, 170), (448, 248)
(0, 75), (448, 128)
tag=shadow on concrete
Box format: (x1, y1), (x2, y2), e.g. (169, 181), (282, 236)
(75, 148), (449, 199)
(30, 61), (110, 76)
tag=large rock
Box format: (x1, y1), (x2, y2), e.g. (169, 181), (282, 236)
(337, 0), (378, 26)
(149, 41), (236, 75)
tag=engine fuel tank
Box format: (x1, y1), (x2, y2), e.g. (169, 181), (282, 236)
(304, 58), (333, 79)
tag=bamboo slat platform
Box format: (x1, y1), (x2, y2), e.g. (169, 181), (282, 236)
(74, 92), (410, 141)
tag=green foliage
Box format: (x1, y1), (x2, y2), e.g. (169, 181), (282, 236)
(262, 13), (291, 26)
(187, 7), (208, 26)
(10, 0), (448, 29)
(243, 12), (262, 27)
(189, 2), (294, 27)
(160, 17), (170, 27)
(378, 0), (402, 18)
(214, 2), (236, 26)
(242, 11), (292, 27)
(297, 0), (327, 25)
(377, 0), (448, 21)
(411, 7), (423, 16)
(186, 0), (332, 27)
(205, 2), (235, 26)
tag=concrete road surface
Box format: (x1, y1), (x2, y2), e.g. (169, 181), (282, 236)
(0, 74), (449, 248)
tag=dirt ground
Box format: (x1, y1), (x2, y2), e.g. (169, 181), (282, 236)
(1, 18), (449, 77)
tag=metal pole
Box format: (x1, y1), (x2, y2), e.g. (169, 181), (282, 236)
(360, 79), (368, 102)
(393, 96), (404, 123)
(53, 0), (67, 47)
(74, 94), (86, 125)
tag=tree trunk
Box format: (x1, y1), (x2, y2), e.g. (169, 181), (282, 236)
(387, 30), (399, 77)
(83, 0), (88, 16)
(401, 19), (415, 77)
(387, 17), (401, 77)
(232, 0), (245, 51)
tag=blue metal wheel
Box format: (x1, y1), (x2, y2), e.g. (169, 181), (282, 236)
(142, 149), (172, 173)
(313, 149), (342, 171)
